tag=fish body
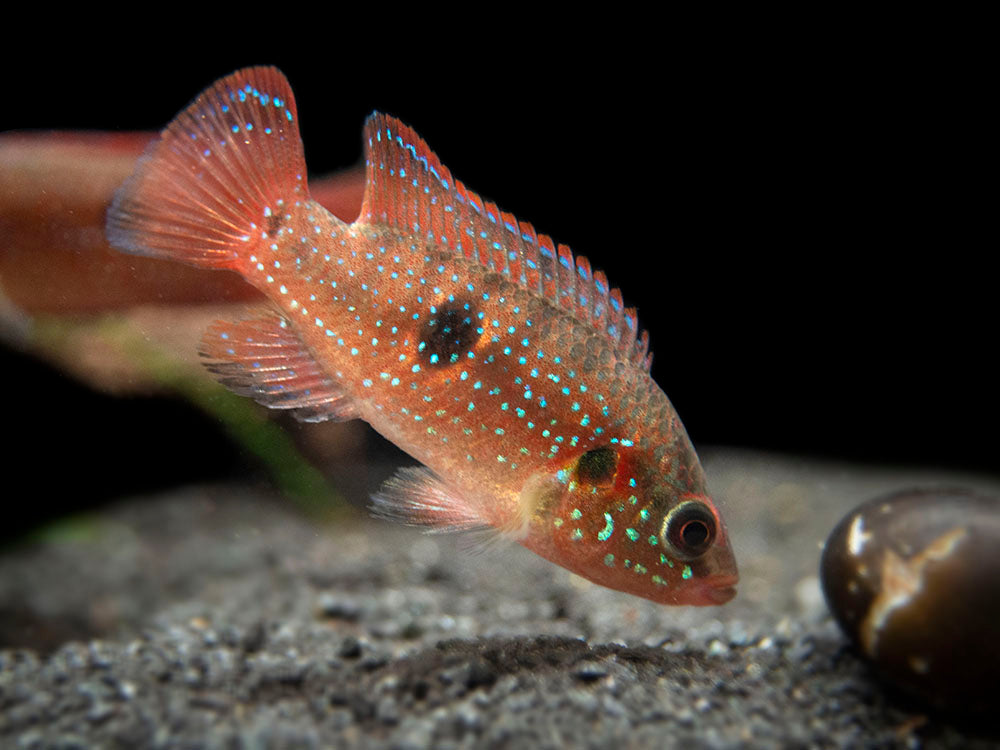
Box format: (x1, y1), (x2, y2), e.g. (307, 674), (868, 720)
(107, 67), (737, 605)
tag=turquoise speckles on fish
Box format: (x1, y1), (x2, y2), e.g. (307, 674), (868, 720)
(105, 66), (738, 607)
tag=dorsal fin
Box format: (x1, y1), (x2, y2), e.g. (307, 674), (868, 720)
(357, 113), (652, 371)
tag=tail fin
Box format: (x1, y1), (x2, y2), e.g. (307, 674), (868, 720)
(106, 66), (308, 270)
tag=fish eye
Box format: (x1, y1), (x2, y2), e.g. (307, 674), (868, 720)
(661, 501), (716, 560)
(575, 446), (617, 485)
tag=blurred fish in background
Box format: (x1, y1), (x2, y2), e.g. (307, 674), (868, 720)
(0, 129), (374, 534)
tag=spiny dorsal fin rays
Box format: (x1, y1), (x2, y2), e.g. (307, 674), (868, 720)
(356, 112), (652, 373)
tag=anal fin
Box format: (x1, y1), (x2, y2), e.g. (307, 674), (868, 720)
(200, 313), (358, 422)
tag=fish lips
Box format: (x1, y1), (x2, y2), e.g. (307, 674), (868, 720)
(695, 574), (739, 605)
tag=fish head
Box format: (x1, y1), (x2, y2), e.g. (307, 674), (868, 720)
(523, 444), (738, 606)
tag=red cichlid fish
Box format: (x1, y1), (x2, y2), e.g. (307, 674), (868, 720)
(106, 67), (738, 605)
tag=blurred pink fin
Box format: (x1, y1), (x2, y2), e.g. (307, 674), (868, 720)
(371, 466), (490, 532)
(357, 112), (653, 372)
(106, 67), (308, 270)
(200, 313), (358, 422)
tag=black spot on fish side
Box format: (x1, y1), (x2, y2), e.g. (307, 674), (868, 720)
(576, 446), (617, 485)
(266, 212), (283, 236)
(419, 300), (479, 367)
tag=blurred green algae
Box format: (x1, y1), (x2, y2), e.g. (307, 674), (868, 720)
(29, 313), (349, 522)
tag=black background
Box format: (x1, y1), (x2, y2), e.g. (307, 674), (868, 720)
(2, 35), (993, 534)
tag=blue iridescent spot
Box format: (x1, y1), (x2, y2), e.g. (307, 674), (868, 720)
(598, 513), (614, 541)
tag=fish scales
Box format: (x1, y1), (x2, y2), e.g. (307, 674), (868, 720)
(106, 66), (738, 605)
(232, 218), (647, 512)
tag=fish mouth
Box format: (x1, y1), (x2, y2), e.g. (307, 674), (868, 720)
(699, 575), (739, 605)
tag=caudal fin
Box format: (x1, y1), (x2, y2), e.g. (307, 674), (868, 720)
(106, 66), (308, 270)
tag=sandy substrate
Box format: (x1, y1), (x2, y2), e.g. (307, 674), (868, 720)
(1, 449), (997, 748)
